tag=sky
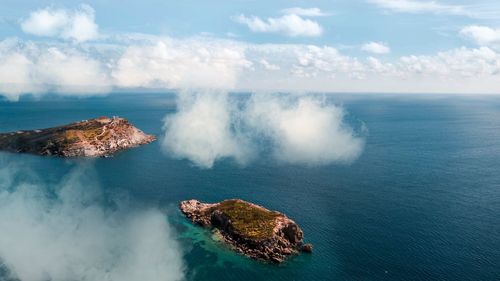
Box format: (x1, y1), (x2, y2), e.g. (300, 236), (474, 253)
(1, 0), (500, 99)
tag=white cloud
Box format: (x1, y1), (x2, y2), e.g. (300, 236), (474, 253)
(259, 59), (280, 70)
(20, 4), (99, 42)
(36, 47), (111, 93)
(234, 14), (323, 37)
(0, 39), (111, 101)
(367, 0), (469, 16)
(112, 39), (251, 90)
(162, 92), (251, 168)
(280, 7), (329, 17)
(0, 160), (184, 281)
(260, 44), (500, 93)
(244, 95), (364, 165)
(461, 25), (500, 46)
(161, 93), (364, 168)
(0, 49), (38, 101)
(362, 42), (391, 54)
(2, 34), (500, 100)
(366, 56), (394, 73)
(20, 8), (68, 37)
(397, 47), (500, 77)
(290, 45), (366, 78)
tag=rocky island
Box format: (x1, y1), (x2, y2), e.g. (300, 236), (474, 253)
(180, 199), (312, 263)
(0, 117), (155, 157)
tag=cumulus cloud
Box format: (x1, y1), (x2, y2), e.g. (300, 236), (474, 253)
(162, 92), (251, 168)
(0, 159), (184, 281)
(461, 25), (500, 46)
(280, 7), (329, 17)
(0, 47), (38, 101)
(367, 0), (470, 16)
(5, 5), (500, 100)
(259, 59), (280, 70)
(112, 39), (251, 90)
(279, 45), (500, 93)
(20, 4), (99, 42)
(290, 45), (366, 78)
(161, 93), (365, 168)
(234, 14), (323, 37)
(0, 39), (111, 101)
(397, 46), (500, 78)
(2, 36), (500, 100)
(244, 95), (364, 165)
(362, 42), (391, 54)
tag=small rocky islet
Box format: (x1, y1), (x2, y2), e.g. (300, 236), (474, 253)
(0, 116), (155, 157)
(180, 199), (312, 263)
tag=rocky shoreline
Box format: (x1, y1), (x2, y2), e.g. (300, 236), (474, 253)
(180, 199), (312, 263)
(0, 116), (155, 157)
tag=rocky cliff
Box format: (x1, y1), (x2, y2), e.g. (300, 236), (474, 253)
(180, 199), (312, 263)
(0, 117), (155, 157)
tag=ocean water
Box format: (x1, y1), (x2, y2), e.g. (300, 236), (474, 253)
(0, 94), (499, 281)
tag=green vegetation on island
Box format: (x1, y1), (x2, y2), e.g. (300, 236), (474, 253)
(180, 199), (312, 263)
(0, 117), (155, 157)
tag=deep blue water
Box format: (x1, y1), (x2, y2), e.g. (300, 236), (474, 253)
(1, 94), (499, 281)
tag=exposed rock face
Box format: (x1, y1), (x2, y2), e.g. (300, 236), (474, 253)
(180, 199), (311, 263)
(0, 117), (155, 157)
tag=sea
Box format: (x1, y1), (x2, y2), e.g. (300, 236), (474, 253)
(0, 93), (499, 281)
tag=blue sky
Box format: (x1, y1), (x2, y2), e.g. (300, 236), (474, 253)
(1, 0), (500, 99)
(2, 0), (499, 54)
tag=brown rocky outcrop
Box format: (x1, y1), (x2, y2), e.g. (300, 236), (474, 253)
(180, 199), (312, 263)
(0, 117), (155, 157)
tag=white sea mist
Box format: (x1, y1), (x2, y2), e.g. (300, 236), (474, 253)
(162, 91), (253, 169)
(162, 92), (365, 168)
(0, 157), (185, 281)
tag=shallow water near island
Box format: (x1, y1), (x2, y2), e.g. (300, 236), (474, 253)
(0, 93), (499, 281)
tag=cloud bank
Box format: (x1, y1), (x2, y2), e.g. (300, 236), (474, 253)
(112, 39), (251, 90)
(20, 4), (99, 42)
(0, 39), (110, 101)
(2, 35), (500, 101)
(0, 159), (185, 281)
(2, 4), (500, 100)
(162, 93), (365, 168)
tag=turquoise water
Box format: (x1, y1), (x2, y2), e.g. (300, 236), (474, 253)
(1, 94), (499, 281)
